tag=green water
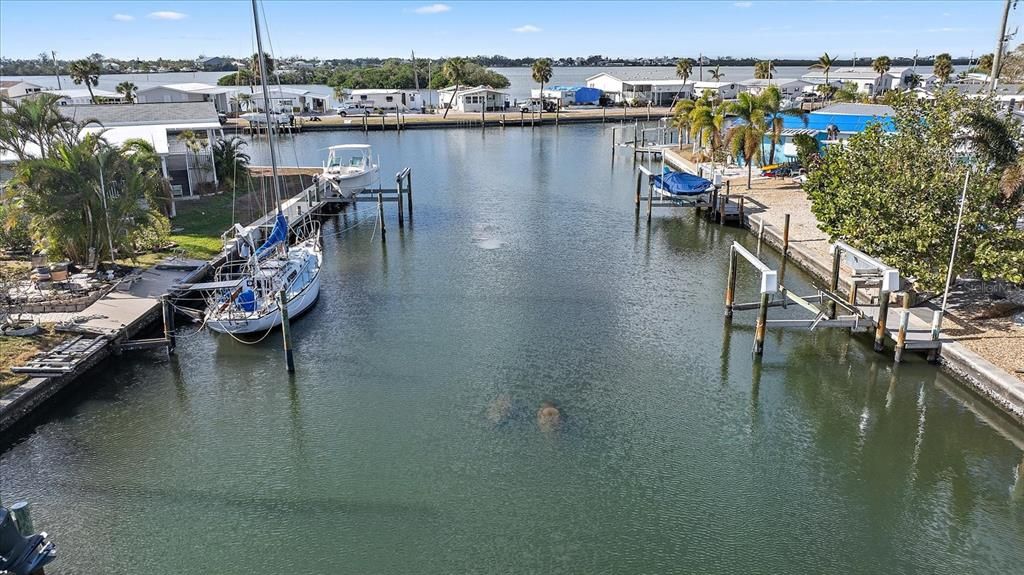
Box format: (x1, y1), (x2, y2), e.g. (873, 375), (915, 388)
(2, 125), (1023, 574)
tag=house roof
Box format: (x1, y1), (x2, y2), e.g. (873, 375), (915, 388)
(141, 83), (233, 95)
(813, 103), (895, 116)
(739, 78), (809, 87)
(57, 101), (220, 126)
(348, 89), (402, 95)
(437, 85), (506, 94)
(693, 81), (734, 89)
(803, 68), (881, 81)
(0, 80), (38, 88)
(585, 70), (679, 83)
(40, 88), (121, 99)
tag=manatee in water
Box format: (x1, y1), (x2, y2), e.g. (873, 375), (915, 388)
(537, 401), (561, 432)
(486, 394), (513, 424)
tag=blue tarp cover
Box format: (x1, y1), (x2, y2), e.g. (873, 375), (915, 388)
(255, 212), (288, 258)
(653, 172), (714, 196)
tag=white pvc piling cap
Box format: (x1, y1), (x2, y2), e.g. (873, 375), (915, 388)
(881, 269), (900, 292)
(761, 270), (778, 294)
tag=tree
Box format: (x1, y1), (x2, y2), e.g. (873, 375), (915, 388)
(440, 57), (468, 119)
(754, 60), (775, 80)
(709, 65), (725, 81)
(249, 52), (274, 81)
(871, 55), (891, 101)
(934, 53), (954, 84)
(726, 92), (765, 189)
(116, 81), (137, 103)
(810, 52), (836, 98)
(10, 134), (170, 263)
(0, 93), (89, 161)
(792, 133), (819, 168)
(531, 57), (553, 118)
(832, 82), (862, 103)
(907, 73), (922, 90)
(212, 137), (251, 192)
(69, 58), (101, 103)
(218, 68), (255, 86)
(760, 85), (805, 164)
(803, 91), (1024, 291)
(688, 95), (726, 173)
(671, 98), (695, 147)
(974, 53), (994, 75)
(674, 58), (693, 103)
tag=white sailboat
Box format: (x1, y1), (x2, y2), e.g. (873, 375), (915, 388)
(203, 0), (322, 336)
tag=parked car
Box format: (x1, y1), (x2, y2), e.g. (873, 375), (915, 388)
(334, 103), (370, 116)
(519, 98), (557, 113)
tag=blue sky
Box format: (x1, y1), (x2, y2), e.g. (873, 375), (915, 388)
(0, 1), (1018, 60)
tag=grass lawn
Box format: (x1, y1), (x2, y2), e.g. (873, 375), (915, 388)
(168, 193), (238, 259)
(0, 329), (68, 396)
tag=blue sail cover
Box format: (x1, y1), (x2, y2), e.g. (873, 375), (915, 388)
(255, 212), (288, 258)
(652, 172), (714, 197)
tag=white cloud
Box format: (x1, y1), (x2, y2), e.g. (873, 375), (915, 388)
(734, 1), (753, 7)
(512, 24), (542, 33)
(414, 3), (451, 14)
(148, 11), (187, 20)
(113, 13), (134, 21)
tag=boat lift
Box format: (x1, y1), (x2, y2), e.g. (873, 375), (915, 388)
(723, 239), (941, 362)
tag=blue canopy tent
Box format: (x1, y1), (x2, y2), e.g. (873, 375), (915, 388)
(652, 171), (715, 197)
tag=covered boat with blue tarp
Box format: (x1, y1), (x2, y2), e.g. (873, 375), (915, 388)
(652, 171), (716, 204)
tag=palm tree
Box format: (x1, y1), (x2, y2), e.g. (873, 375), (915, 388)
(249, 52), (274, 83)
(709, 65), (725, 81)
(974, 53), (994, 75)
(532, 58), (553, 119)
(810, 52), (836, 98)
(0, 93), (89, 160)
(726, 92), (765, 189)
(116, 81), (137, 103)
(934, 53), (954, 84)
(441, 57), (468, 119)
(759, 85), (806, 164)
(907, 73), (922, 90)
(673, 58), (693, 103)
(11, 134), (168, 262)
(212, 137), (251, 192)
(69, 58), (101, 103)
(871, 55), (891, 100)
(670, 98), (695, 147)
(754, 60), (775, 80)
(688, 95), (726, 174)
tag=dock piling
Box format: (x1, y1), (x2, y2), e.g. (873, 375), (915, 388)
(406, 170), (414, 217)
(646, 176), (653, 224)
(828, 247), (841, 319)
(377, 189), (386, 241)
(161, 296), (175, 354)
(753, 292), (769, 355)
(634, 170), (642, 213)
(10, 501), (33, 536)
(278, 290), (295, 373)
(780, 213), (791, 284)
(755, 217), (764, 258)
(894, 293), (911, 363)
(725, 245), (738, 319)
(874, 290), (891, 351)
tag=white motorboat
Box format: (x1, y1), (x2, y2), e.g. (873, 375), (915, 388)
(200, 0), (322, 336)
(318, 144), (379, 197)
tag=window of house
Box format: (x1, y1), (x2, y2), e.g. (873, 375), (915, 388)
(385, 96), (394, 102)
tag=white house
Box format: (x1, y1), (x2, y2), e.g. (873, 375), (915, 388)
(585, 71), (690, 104)
(244, 87), (332, 114)
(41, 88), (125, 105)
(437, 86), (510, 112)
(0, 80), (43, 99)
(738, 78), (811, 99)
(343, 89), (422, 112)
(137, 83), (233, 113)
(802, 68), (910, 96)
(530, 88), (574, 108)
(692, 81), (740, 100)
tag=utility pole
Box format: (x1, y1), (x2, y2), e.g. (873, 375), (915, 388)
(990, 0), (1013, 92)
(411, 50), (420, 91)
(51, 50), (62, 89)
(699, 52), (703, 81)
(912, 50), (918, 73)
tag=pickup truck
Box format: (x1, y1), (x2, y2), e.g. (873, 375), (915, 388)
(334, 104), (370, 116)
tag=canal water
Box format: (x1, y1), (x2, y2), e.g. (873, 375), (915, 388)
(2, 124), (1023, 574)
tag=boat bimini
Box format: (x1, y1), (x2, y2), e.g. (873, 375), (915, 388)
(317, 144), (380, 198)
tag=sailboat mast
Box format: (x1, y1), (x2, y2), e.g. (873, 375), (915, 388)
(251, 0), (284, 211)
